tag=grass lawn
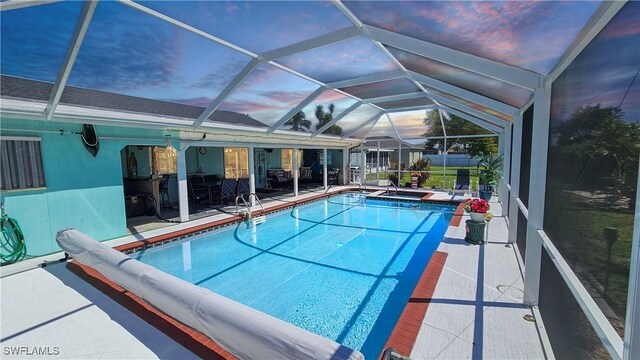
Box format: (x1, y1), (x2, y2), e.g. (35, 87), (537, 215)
(546, 191), (633, 322)
(374, 166), (480, 190)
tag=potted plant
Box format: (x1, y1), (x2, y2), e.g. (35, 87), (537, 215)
(463, 198), (491, 222)
(477, 153), (504, 201)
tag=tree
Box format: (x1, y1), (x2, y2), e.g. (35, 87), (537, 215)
(314, 104), (342, 135)
(553, 104), (639, 208)
(422, 110), (497, 156)
(284, 111), (311, 131)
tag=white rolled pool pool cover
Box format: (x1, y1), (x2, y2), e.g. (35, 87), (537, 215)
(57, 229), (364, 360)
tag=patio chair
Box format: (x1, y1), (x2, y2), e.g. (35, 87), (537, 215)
(236, 178), (250, 197)
(327, 168), (340, 185)
(187, 176), (209, 205)
(452, 169), (470, 197)
(299, 167), (313, 183)
(215, 178), (237, 205)
(268, 169), (292, 188)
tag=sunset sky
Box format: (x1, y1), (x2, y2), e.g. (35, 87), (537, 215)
(1, 1), (635, 139)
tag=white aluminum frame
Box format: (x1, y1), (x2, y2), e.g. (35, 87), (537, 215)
(624, 158), (640, 359)
(364, 24), (543, 90)
(407, 71), (518, 117)
(507, 112), (523, 244)
(45, 1), (97, 120)
(523, 85), (551, 306)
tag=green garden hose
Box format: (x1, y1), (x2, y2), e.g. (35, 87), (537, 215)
(1, 211), (26, 265)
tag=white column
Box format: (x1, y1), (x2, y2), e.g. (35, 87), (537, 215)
(443, 138), (448, 189)
(523, 85), (552, 306)
(624, 158), (640, 360)
(177, 146), (189, 222)
(343, 146), (349, 185)
(502, 125), (513, 215)
(360, 143), (365, 186)
(498, 132), (505, 205)
(248, 146), (255, 207)
(293, 147), (299, 197)
(376, 140), (381, 183)
(398, 141), (402, 186)
(508, 113), (523, 244)
(323, 148), (328, 190)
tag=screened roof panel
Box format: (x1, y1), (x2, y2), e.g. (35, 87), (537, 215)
(295, 90), (358, 133)
(334, 105), (381, 135)
(140, 1), (353, 53)
(66, 2), (251, 109)
(351, 120), (379, 139)
(340, 78), (420, 99)
(346, 1), (601, 74)
(276, 37), (398, 84)
(218, 64), (317, 128)
(0, 2), (83, 84)
(374, 97), (433, 110)
(388, 46), (532, 108)
(441, 110), (494, 135)
(364, 115), (396, 139)
(388, 110), (431, 139)
(426, 88), (512, 122)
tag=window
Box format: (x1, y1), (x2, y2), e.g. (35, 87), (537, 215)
(1, 137), (46, 190)
(224, 148), (248, 179)
(152, 146), (177, 175)
(281, 149), (303, 171)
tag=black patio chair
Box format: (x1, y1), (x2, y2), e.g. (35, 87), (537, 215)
(188, 176), (209, 205)
(216, 178), (237, 205)
(453, 169), (470, 196)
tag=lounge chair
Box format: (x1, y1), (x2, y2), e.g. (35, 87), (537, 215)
(452, 169), (470, 197)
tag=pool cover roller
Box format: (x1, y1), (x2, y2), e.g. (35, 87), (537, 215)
(57, 229), (364, 360)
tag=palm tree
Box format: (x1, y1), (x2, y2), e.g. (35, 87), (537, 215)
(284, 111), (311, 131)
(314, 104), (342, 135)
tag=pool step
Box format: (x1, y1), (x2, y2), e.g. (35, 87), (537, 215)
(250, 215), (267, 226)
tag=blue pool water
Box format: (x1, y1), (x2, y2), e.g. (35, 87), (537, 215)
(132, 195), (454, 358)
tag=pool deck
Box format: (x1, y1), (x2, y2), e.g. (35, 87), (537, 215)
(0, 187), (547, 359)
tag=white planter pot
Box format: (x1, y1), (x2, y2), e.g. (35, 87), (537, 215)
(469, 212), (485, 222)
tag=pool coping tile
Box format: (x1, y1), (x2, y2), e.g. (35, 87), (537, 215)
(381, 251), (448, 358)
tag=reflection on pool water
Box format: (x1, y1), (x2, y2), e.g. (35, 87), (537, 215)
(132, 195), (454, 359)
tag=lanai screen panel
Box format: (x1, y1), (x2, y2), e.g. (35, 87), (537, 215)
(340, 78), (420, 99)
(296, 90), (358, 133)
(140, 1), (353, 53)
(374, 97), (433, 111)
(388, 46), (532, 108)
(441, 110), (494, 135)
(1, 2), (83, 84)
(346, 1), (601, 74)
(276, 37), (398, 83)
(388, 110), (431, 139)
(65, 1), (251, 109)
(219, 64), (318, 128)
(426, 88), (512, 122)
(364, 115), (396, 139)
(334, 105), (381, 136)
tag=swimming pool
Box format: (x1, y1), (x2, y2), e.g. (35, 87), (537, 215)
(132, 194), (454, 358)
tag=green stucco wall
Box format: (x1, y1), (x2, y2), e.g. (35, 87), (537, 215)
(0, 118), (168, 256)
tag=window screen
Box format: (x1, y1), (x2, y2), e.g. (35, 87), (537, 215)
(1, 138), (46, 190)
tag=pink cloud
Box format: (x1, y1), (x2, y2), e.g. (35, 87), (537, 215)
(220, 99), (280, 113)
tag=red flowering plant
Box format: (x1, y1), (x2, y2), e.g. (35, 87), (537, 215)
(463, 198), (490, 214)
